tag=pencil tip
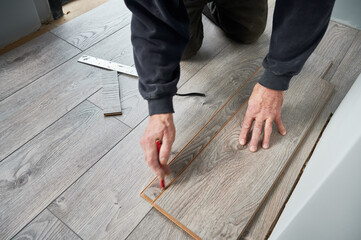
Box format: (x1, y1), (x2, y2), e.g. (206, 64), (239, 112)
(160, 179), (165, 188)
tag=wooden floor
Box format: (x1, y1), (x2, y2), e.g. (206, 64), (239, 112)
(1, 0), (361, 239)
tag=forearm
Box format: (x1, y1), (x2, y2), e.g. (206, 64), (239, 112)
(259, 0), (335, 90)
(124, 0), (190, 115)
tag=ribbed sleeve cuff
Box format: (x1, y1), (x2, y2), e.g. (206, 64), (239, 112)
(148, 97), (174, 115)
(258, 69), (292, 91)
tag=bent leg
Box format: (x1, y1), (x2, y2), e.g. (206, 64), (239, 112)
(182, 0), (207, 59)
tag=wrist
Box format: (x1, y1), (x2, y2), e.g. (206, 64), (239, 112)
(148, 97), (174, 116)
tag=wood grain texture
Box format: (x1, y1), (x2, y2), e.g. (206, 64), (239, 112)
(102, 71), (122, 115)
(141, 53), (331, 202)
(12, 209), (81, 240)
(314, 21), (358, 81)
(0, 101), (130, 240)
(0, 25), (134, 162)
(241, 30), (361, 240)
(126, 208), (192, 240)
(47, 119), (154, 240)
(51, 0), (131, 50)
(154, 74), (333, 240)
(47, 30), (271, 239)
(0, 33), (80, 101)
(142, 68), (262, 202)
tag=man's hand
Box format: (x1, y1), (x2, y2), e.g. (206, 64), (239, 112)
(239, 83), (287, 152)
(140, 113), (175, 178)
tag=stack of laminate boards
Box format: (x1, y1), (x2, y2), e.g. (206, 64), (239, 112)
(2, 0), (361, 239)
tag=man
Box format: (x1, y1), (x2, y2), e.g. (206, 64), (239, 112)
(124, 0), (335, 179)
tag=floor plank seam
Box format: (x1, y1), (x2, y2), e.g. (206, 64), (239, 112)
(322, 30), (359, 81)
(321, 62), (334, 79)
(86, 99), (139, 130)
(9, 207), (84, 240)
(10, 208), (52, 240)
(48, 31), (83, 52)
(123, 207), (155, 240)
(153, 203), (201, 240)
(52, 22), (131, 53)
(46, 208), (84, 240)
(0, 96), (96, 163)
(87, 88), (146, 130)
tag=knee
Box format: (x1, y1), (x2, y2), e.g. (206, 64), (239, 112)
(228, 23), (266, 44)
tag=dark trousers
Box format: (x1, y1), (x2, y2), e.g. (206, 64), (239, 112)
(183, 0), (268, 59)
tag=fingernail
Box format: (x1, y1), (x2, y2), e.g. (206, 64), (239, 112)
(263, 143), (269, 149)
(240, 139), (245, 145)
(250, 146), (257, 152)
(282, 131), (287, 136)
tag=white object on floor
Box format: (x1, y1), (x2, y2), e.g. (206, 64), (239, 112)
(78, 55), (138, 77)
(270, 73), (361, 240)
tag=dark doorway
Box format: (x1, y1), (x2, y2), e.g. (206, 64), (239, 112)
(48, 0), (76, 20)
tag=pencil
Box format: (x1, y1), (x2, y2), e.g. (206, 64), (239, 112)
(155, 139), (165, 188)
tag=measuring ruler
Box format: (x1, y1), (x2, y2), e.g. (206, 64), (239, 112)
(78, 55), (138, 77)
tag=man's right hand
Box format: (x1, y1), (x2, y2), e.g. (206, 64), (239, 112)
(140, 113), (175, 179)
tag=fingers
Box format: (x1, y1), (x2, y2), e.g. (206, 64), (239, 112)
(141, 137), (166, 178)
(159, 134), (173, 176)
(249, 120), (263, 152)
(275, 116), (287, 136)
(159, 135), (173, 166)
(239, 114), (253, 145)
(262, 119), (273, 149)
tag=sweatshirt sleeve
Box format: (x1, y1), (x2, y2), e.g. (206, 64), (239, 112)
(259, 0), (335, 91)
(124, 0), (190, 115)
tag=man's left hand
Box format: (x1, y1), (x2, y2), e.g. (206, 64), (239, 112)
(239, 83), (287, 152)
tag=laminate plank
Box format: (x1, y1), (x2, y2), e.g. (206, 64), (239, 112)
(88, 16), (231, 128)
(89, 73), (147, 128)
(12, 209), (81, 240)
(241, 30), (361, 240)
(154, 74), (334, 240)
(0, 26), (134, 162)
(0, 57), (100, 162)
(51, 0), (131, 50)
(141, 53), (332, 202)
(0, 33), (80, 101)
(102, 71), (122, 115)
(0, 101), (130, 240)
(314, 21), (358, 81)
(48, 32), (272, 239)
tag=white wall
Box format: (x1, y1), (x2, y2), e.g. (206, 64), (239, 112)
(33, 0), (53, 23)
(332, 0), (361, 30)
(0, 0), (44, 48)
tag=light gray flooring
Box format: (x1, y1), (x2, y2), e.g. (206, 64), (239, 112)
(1, 0), (361, 239)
